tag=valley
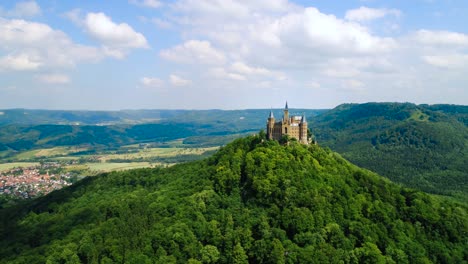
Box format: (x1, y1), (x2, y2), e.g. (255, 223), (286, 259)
(0, 144), (217, 203)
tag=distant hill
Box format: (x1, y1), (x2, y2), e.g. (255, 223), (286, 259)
(0, 136), (466, 263)
(0, 108), (326, 126)
(311, 103), (468, 201)
(0, 109), (325, 152)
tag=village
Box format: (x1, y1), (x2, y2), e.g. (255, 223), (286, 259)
(0, 163), (75, 199)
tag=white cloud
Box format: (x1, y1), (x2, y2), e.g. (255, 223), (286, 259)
(63, 12), (149, 58)
(84, 12), (148, 49)
(230, 62), (286, 80)
(345, 6), (401, 22)
(170, 74), (192, 86)
(129, 0), (162, 8)
(413, 30), (468, 46)
(63, 9), (83, 26)
(0, 53), (42, 71)
(231, 62), (272, 76)
(294, 8), (396, 53)
(36, 74), (70, 84)
(160, 40), (225, 65)
(0, 18), (102, 71)
(422, 54), (468, 68)
(209, 67), (246, 81)
(1, 1), (41, 18)
(140, 77), (164, 88)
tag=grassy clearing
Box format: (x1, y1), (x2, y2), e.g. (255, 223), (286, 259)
(0, 162), (40, 172)
(98, 147), (218, 162)
(410, 110), (429, 122)
(12, 147), (88, 160)
(13, 150), (41, 160)
(86, 162), (155, 172)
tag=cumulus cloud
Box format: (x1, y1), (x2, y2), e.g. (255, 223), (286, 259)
(83, 12), (149, 58)
(65, 11), (149, 58)
(170, 74), (191, 86)
(140, 77), (164, 88)
(36, 74), (70, 84)
(413, 30), (468, 46)
(1, 1), (41, 18)
(129, 0), (162, 8)
(0, 53), (42, 71)
(0, 18), (102, 71)
(345, 6), (401, 22)
(160, 40), (225, 65)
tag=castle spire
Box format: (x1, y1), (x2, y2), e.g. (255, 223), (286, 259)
(301, 113), (307, 123)
(269, 109), (274, 119)
(285, 101), (288, 110)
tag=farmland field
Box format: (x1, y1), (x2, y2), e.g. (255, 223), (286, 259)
(0, 162), (40, 172)
(85, 162), (156, 172)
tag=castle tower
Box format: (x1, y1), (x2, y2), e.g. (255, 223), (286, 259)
(299, 113), (308, 144)
(267, 109), (275, 140)
(283, 101), (289, 124)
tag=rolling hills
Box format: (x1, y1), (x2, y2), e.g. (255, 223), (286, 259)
(0, 103), (466, 201)
(0, 136), (466, 263)
(310, 103), (468, 200)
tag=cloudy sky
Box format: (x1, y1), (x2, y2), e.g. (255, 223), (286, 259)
(0, 0), (467, 110)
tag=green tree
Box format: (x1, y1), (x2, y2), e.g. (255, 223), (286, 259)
(232, 243), (248, 264)
(200, 245), (220, 263)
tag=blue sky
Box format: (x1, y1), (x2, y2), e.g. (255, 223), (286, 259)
(0, 0), (467, 110)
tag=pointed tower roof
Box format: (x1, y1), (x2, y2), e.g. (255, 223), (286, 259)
(269, 109), (274, 118)
(285, 101), (289, 110)
(301, 113), (307, 123)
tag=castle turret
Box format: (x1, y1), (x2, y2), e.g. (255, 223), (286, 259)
(299, 113), (308, 144)
(267, 109), (275, 140)
(283, 101), (289, 125)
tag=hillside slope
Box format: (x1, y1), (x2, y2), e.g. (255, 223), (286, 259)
(0, 136), (466, 263)
(311, 103), (468, 200)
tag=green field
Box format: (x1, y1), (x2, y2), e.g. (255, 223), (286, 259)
(96, 147), (218, 162)
(0, 162), (40, 172)
(0, 145), (218, 175)
(12, 147), (88, 160)
(85, 162), (155, 172)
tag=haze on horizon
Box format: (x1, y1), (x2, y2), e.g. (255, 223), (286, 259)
(0, 0), (467, 110)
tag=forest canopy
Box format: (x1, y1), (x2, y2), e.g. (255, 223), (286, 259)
(0, 135), (467, 263)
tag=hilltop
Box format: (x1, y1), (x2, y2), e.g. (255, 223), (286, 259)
(0, 136), (466, 263)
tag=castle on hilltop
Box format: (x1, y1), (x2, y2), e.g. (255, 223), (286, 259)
(266, 102), (309, 144)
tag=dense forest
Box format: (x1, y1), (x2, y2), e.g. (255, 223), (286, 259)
(311, 103), (468, 201)
(1, 135), (466, 263)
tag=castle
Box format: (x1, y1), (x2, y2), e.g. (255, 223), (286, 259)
(266, 102), (309, 144)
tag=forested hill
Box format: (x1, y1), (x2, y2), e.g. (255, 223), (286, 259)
(1, 136), (466, 263)
(310, 103), (468, 201)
